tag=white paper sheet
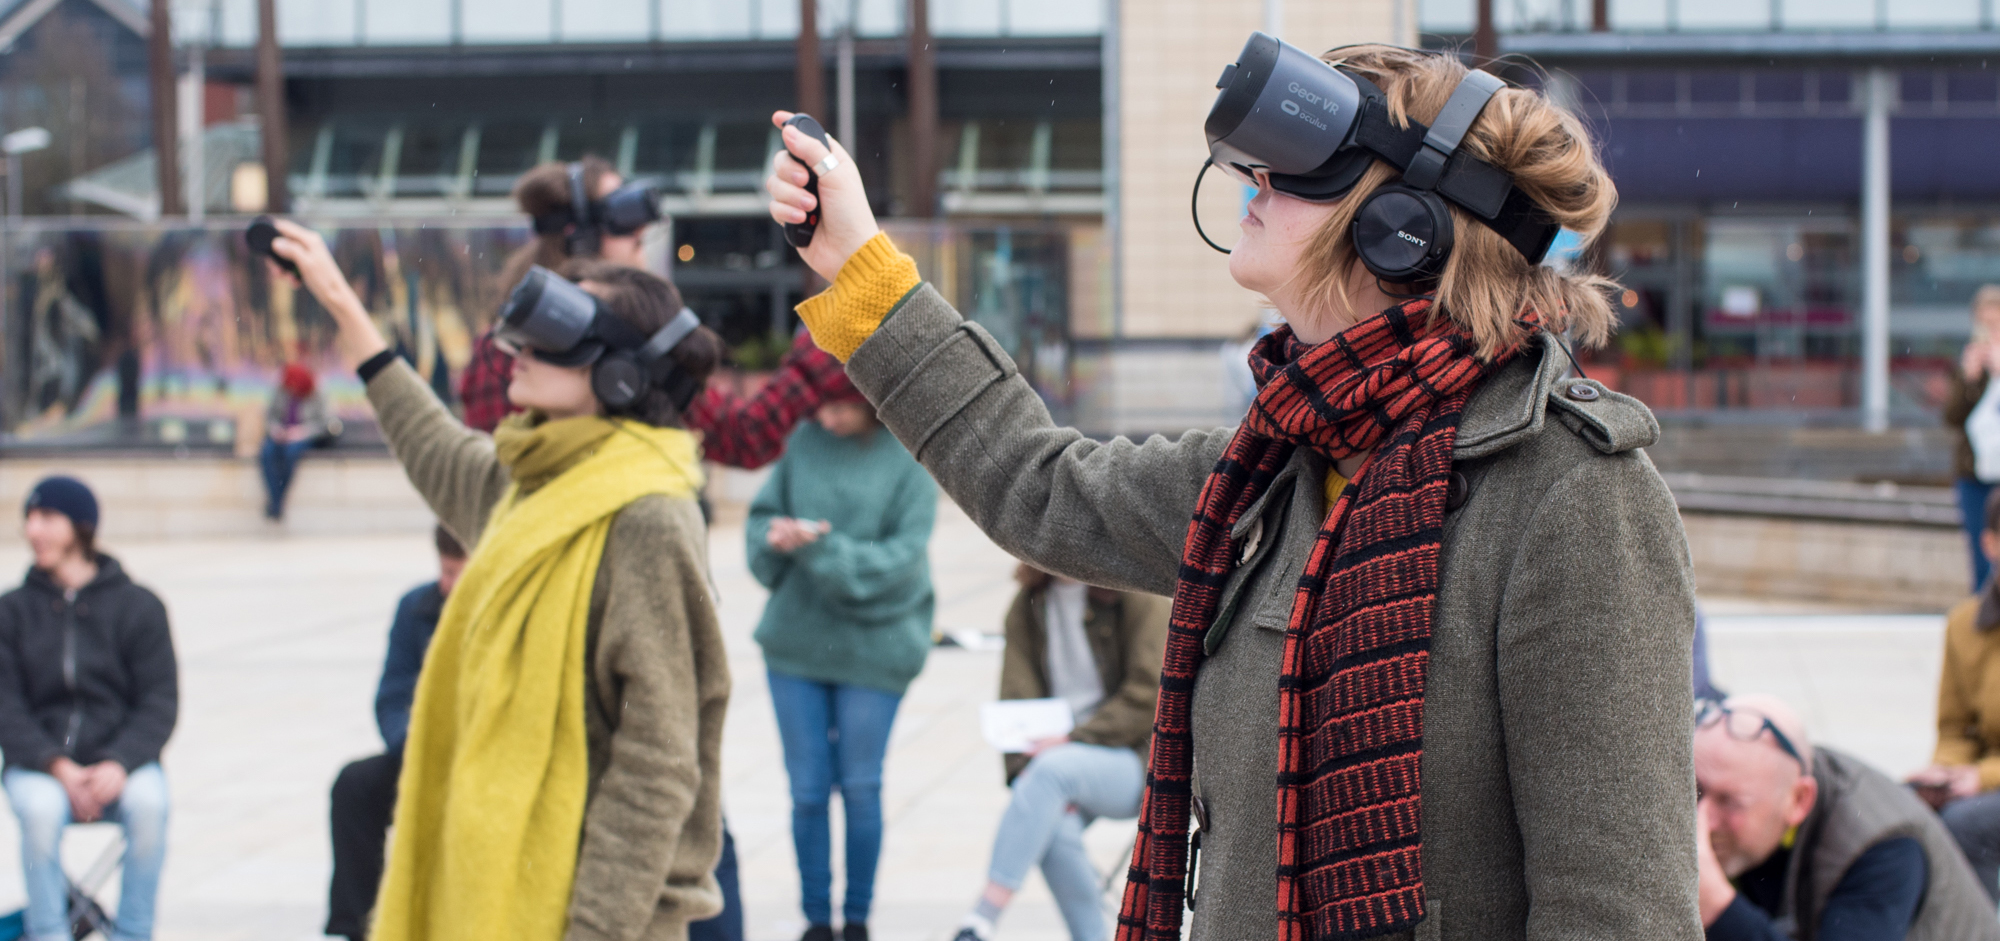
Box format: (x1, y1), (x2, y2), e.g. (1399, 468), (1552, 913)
(979, 698), (1075, 753)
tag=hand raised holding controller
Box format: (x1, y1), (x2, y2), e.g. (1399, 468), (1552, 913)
(764, 110), (880, 283)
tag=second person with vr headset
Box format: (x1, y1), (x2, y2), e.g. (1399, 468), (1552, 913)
(461, 157), (661, 432)
(268, 218), (732, 941)
(768, 39), (1699, 941)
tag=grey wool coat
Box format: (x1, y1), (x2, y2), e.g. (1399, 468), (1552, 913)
(845, 284), (1702, 941)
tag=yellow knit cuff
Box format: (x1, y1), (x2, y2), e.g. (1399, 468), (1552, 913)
(795, 231), (922, 361)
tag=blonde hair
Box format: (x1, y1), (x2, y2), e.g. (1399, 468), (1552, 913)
(1294, 46), (1620, 360)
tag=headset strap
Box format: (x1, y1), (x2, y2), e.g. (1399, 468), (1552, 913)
(531, 210), (574, 235)
(1406, 69), (1505, 189)
(646, 309), (707, 411)
(1348, 95), (1560, 264)
(640, 308), (702, 362)
(568, 162), (591, 228)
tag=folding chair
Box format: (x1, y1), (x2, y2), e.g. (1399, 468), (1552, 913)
(0, 829), (128, 941)
(64, 833), (124, 941)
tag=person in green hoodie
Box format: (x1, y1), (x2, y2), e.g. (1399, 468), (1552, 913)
(747, 373), (937, 941)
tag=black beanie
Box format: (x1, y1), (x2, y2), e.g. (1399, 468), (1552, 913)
(23, 476), (99, 530)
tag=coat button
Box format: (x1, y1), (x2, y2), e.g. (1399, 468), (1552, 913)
(1445, 472), (1470, 511)
(1566, 381), (1601, 402)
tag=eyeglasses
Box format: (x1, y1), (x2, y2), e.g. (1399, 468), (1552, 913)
(1695, 698), (1807, 774)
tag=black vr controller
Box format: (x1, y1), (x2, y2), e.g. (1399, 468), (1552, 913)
(245, 216), (299, 279)
(780, 113), (831, 249)
(1201, 33), (1559, 281)
(495, 266), (703, 412)
(532, 164), (664, 256)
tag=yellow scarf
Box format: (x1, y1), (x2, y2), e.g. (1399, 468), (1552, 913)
(372, 418), (703, 941)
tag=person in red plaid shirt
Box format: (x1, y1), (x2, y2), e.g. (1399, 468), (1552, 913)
(459, 327), (844, 470)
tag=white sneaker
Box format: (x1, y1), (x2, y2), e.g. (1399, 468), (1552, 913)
(951, 914), (995, 941)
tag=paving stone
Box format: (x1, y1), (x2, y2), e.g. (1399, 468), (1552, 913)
(0, 511), (1956, 940)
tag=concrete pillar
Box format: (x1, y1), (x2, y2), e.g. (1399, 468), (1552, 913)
(1861, 67), (1893, 433)
(256, 0), (289, 212)
(907, 0), (937, 217)
(836, 6), (856, 153)
(1474, 0), (1496, 61)
(797, 0), (825, 119)
(149, 0), (182, 217)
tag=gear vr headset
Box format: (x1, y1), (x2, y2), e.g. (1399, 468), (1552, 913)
(531, 163), (664, 256)
(494, 266), (703, 412)
(1201, 33), (1560, 281)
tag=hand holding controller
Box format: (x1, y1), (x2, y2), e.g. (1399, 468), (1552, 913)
(245, 215), (300, 279)
(765, 110), (880, 283)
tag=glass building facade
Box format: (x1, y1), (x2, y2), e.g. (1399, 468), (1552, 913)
(1420, 1), (2000, 428)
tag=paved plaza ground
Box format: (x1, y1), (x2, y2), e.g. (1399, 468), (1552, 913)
(0, 501), (1960, 940)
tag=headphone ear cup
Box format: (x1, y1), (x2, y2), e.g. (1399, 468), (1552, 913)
(592, 354), (647, 411)
(1351, 186), (1454, 282)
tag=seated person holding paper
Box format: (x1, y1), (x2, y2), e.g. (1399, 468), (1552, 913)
(953, 565), (1168, 941)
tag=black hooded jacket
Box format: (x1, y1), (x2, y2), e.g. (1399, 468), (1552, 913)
(0, 555), (178, 771)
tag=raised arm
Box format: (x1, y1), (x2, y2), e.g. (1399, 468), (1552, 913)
(685, 332), (836, 469)
(271, 220), (508, 544)
(765, 112), (1225, 596)
(365, 362), (510, 547)
(1496, 455), (1702, 940)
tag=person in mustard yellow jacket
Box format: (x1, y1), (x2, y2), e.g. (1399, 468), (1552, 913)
(1911, 487), (2000, 900)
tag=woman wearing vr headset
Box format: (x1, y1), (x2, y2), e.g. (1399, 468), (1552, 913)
(767, 40), (1697, 941)
(462, 157), (848, 481)
(266, 218), (733, 941)
(460, 157), (654, 433)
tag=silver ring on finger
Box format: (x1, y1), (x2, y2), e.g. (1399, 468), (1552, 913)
(812, 154), (841, 176)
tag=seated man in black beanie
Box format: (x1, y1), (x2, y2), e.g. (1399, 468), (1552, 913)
(0, 475), (177, 941)
(323, 524), (465, 941)
(1696, 693), (2000, 941)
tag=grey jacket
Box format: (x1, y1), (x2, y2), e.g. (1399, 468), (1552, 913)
(846, 284), (1702, 941)
(1784, 747), (2000, 941)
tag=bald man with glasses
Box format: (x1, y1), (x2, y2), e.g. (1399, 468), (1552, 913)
(1693, 694), (2000, 941)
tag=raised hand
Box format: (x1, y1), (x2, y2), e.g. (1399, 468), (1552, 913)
(764, 110), (881, 283)
(268, 219), (391, 370)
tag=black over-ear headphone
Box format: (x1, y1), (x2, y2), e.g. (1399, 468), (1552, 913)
(1349, 69), (1507, 283)
(565, 162), (599, 257)
(1202, 34), (1558, 279)
(592, 307), (703, 412)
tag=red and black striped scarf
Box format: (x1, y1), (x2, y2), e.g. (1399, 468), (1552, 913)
(1116, 297), (1531, 941)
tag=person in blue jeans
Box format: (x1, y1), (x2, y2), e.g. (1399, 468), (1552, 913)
(1943, 286), (2000, 589)
(952, 567), (1167, 941)
(260, 362), (340, 520)
(0, 477), (177, 941)
(749, 377), (937, 941)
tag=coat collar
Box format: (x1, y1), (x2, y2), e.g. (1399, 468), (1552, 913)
(1454, 333), (1660, 460)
